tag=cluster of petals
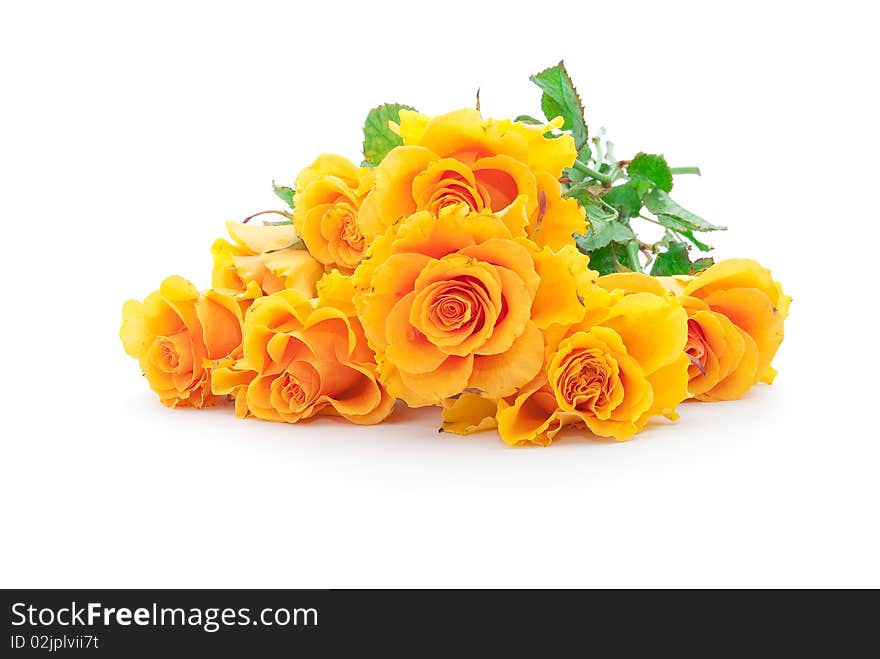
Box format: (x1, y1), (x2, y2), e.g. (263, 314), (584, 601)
(120, 107), (789, 445)
(212, 273), (394, 424)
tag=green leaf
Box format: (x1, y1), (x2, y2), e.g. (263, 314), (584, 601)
(540, 94), (565, 126)
(573, 216), (635, 252)
(603, 181), (644, 220)
(678, 228), (712, 252)
(582, 243), (621, 276)
(515, 114), (542, 125)
(362, 103), (416, 166)
(272, 181), (295, 209)
(653, 213), (694, 234)
(529, 61), (588, 149)
(651, 216), (713, 251)
(692, 257), (714, 273)
(643, 189), (722, 232)
(627, 153), (673, 192)
(650, 242), (690, 275)
(650, 241), (708, 276)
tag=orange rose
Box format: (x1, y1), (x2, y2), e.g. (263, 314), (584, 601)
(120, 276), (254, 408)
(292, 154), (374, 272)
(353, 204), (598, 407)
(211, 283), (394, 425)
(357, 109), (585, 249)
(211, 220), (323, 296)
(678, 296), (760, 401)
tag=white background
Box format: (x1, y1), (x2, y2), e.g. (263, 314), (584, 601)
(1, 0), (878, 588)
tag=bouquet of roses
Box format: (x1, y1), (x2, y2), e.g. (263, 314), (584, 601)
(120, 62), (790, 446)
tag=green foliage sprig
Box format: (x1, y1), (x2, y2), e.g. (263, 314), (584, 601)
(529, 61), (725, 276)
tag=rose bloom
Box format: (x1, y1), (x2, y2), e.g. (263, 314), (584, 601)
(211, 282), (394, 425)
(292, 154), (374, 272)
(353, 204), (597, 407)
(211, 220), (323, 296)
(357, 109), (586, 250)
(120, 275), (253, 408)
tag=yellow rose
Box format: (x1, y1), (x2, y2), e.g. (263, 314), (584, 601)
(357, 109), (585, 249)
(536, 289), (689, 443)
(211, 286), (394, 425)
(211, 220), (323, 296)
(120, 276), (254, 408)
(292, 154), (374, 272)
(353, 204), (598, 407)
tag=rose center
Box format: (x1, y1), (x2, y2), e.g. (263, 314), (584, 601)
(685, 319), (708, 375)
(560, 348), (616, 413)
(158, 340), (179, 370)
(425, 280), (487, 336)
(434, 293), (470, 325)
(340, 213), (364, 248)
(266, 360), (323, 419)
(149, 334), (191, 375)
(325, 203), (365, 260)
(422, 171), (491, 215)
(283, 378), (307, 406)
(273, 369), (317, 412)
